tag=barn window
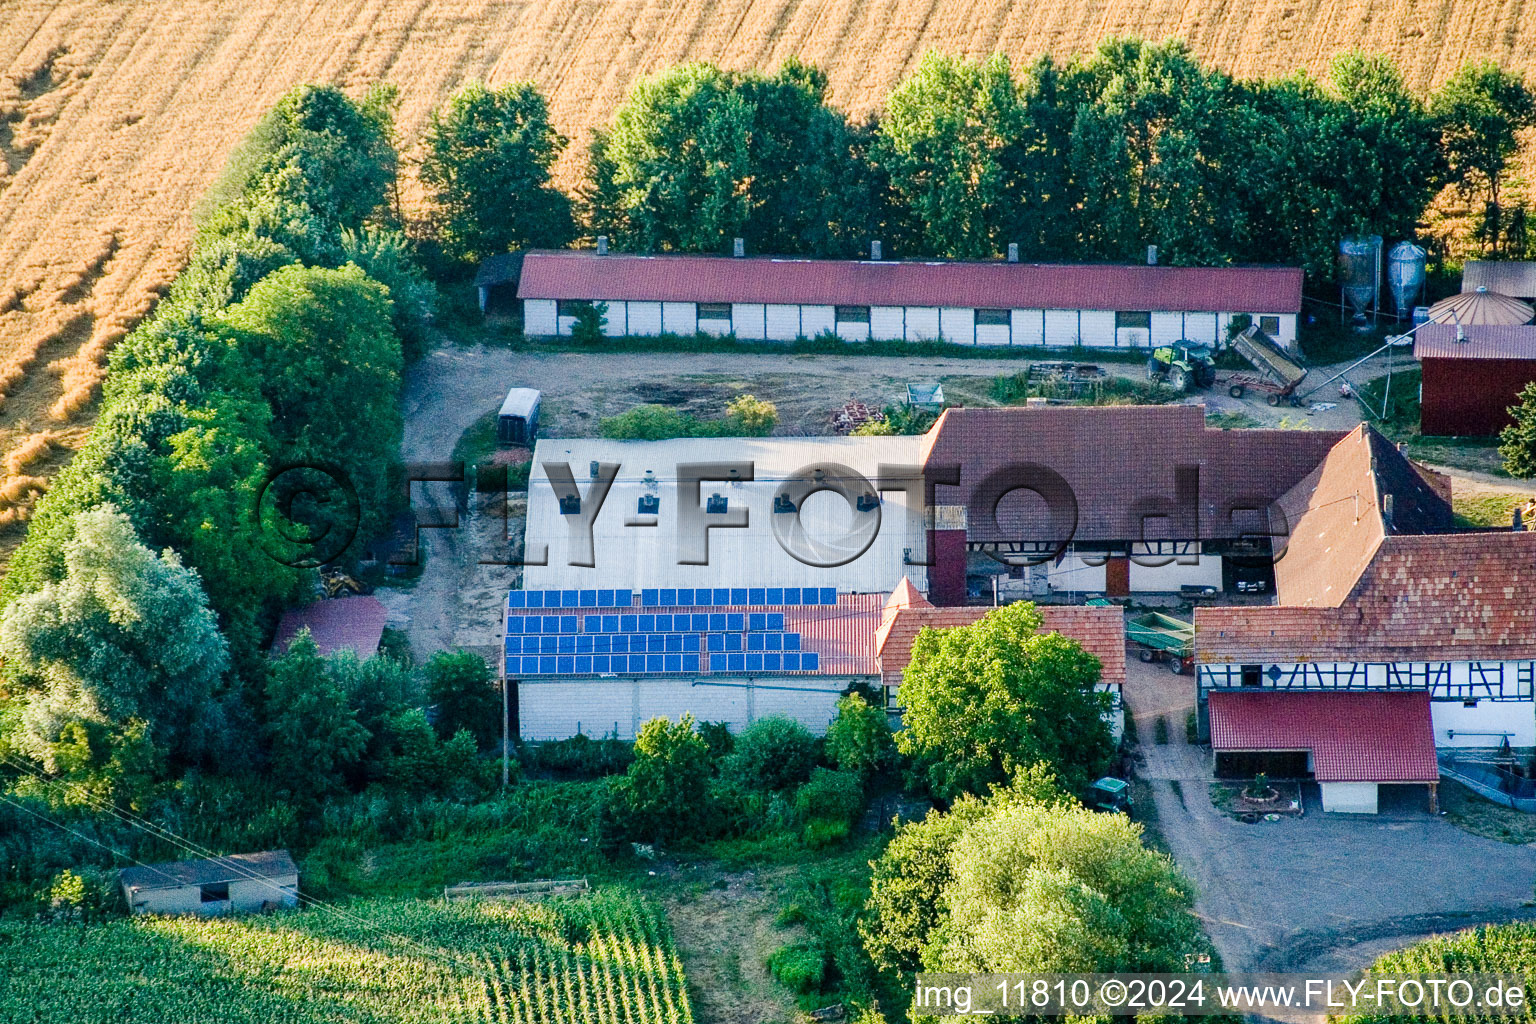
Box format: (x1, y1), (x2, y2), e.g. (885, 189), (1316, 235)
(834, 305), (870, 323)
(975, 308), (1010, 326)
(697, 303), (732, 321)
(1240, 665), (1262, 687)
(200, 882), (230, 903)
(1116, 311), (1151, 329)
(556, 299), (591, 318)
(1259, 315), (1281, 335)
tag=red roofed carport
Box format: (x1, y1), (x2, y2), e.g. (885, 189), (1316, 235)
(1208, 690), (1440, 814)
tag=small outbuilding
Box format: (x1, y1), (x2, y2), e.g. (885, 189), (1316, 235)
(498, 387), (542, 446)
(475, 252), (524, 315)
(120, 850), (299, 916)
(1414, 324), (1536, 435)
(272, 595), (389, 657)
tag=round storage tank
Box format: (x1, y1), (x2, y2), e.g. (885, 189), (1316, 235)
(1386, 241), (1427, 315)
(1338, 236), (1378, 318)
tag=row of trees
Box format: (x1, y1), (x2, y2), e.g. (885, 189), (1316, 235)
(420, 43), (1536, 273)
(0, 85), (439, 807)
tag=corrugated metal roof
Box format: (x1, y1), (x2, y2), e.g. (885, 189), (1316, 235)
(517, 250), (1305, 313)
(1462, 260), (1536, 300)
(499, 387), (541, 418)
(1414, 324), (1536, 361)
(1208, 690), (1438, 783)
(120, 850), (298, 891)
(272, 596), (388, 657)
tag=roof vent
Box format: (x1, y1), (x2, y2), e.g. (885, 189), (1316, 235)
(1383, 492), (1394, 527)
(1007, 243), (1019, 263)
(870, 239), (882, 260)
(732, 237), (745, 258)
(596, 235), (609, 255)
(1456, 323), (1467, 343)
(1146, 245), (1158, 266)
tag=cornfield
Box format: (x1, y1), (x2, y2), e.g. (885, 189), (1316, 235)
(0, 0), (1533, 552)
(0, 890), (694, 1023)
(1331, 923), (1536, 1024)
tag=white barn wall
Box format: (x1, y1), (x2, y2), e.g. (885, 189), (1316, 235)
(1320, 782), (1378, 814)
(1432, 697), (1536, 748)
(1184, 312), (1218, 344)
(698, 314), (732, 337)
(517, 677), (848, 739)
(1012, 309), (1044, 346)
(871, 307), (904, 341)
(1047, 550), (1108, 593)
(905, 307), (940, 340)
(835, 319), (871, 342)
(802, 305), (835, 337)
(525, 299), (557, 336)
(1079, 310), (1117, 347)
(765, 304), (801, 340)
(628, 301), (662, 335)
(733, 303), (766, 340)
(939, 307), (974, 344)
(1043, 309), (1079, 346)
(661, 302), (696, 335)
(975, 323), (1010, 346)
(601, 301), (627, 336)
(1128, 553), (1223, 591)
(1150, 312), (1185, 345)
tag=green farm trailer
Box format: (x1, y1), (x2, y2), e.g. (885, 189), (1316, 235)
(1127, 611), (1195, 674)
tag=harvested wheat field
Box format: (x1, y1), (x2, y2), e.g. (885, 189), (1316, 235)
(0, 0), (1532, 547)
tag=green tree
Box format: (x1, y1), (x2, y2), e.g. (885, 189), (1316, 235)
(722, 394), (777, 435)
(614, 713), (714, 843)
(877, 53), (1032, 259)
(1500, 381), (1536, 477)
(895, 601), (1113, 800)
(824, 692), (897, 783)
(262, 631), (368, 798)
(222, 264), (403, 549)
(419, 81), (576, 263)
(587, 61), (872, 255)
(0, 507), (230, 776)
(339, 225), (438, 361)
(423, 650), (499, 749)
(569, 301), (609, 345)
(928, 800), (1205, 973)
(1431, 61), (1536, 255)
(726, 715), (819, 792)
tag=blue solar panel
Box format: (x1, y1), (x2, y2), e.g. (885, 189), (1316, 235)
(576, 655), (592, 673)
(727, 613), (744, 631)
(713, 588), (730, 605)
(580, 590), (598, 607)
(558, 636), (576, 654)
(561, 616), (578, 634)
(560, 590), (577, 608)
(577, 635), (593, 653)
(677, 588), (693, 606)
(768, 613), (784, 630)
(593, 655), (610, 673)
(540, 637), (557, 654)
(622, 614), (638, 631)
(747, 633), (763, 652)
(507, 618), (524, 634)
(748, 613), (765, 631)
(783, 652), (800, 670)
(555, 655), (572, 674)
(642, 588), (658, 606)
(508, 591), (525, 608)
(821, 588), (836, 605)
(727, 653), (745, 672)
(767, 587), (783, 604)
(638, 614), (655, 632)
(539, 656), (556, 674)
(583, 615), (599, 632)
(684, 653), (700, 672)
(746, 653), (763, 672)
(764, 653), (781, 671)
(616, 589), (633, 606)
(731, 588), (748, 604)
(597, 589), (614, 607)
(660, 588), (676, 606)
(784, 634), (800, 651)
(804, 652), (819, 670)
(526, 590), (543, 609)
(749, 587), (765, 605)
(784, 587), (800, 604)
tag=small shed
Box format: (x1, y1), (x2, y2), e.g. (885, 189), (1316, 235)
(120, 850), (299, 916)
(475, 252), (524, 315)
(498, 388), (542, 446)
(1413, 324), (1536, 435)
(272, 595), (389, 657)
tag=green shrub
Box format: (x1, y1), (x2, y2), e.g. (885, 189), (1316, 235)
(802, 818), (852, 849)
(795, 768), (864, 827)
(768, 942), (827, 994)
(727, 716), (819, 792)
(521, 733), (633, 778)
(825, 693), (897, 783)
(569, 301), (609, 345)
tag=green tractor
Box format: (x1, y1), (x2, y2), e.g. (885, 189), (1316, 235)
(1146, 343), (1216, 393)
(1084, 777), (1133, 817)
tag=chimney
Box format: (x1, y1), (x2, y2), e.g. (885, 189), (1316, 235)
(732, 237), (745, 258)
(1456, 323), (1466, 343)
(1146, 245), (1158, 266)
(1007, 243), (1019, 263)
(1515, 507), (1524, 532)
(1383, 492), (1394, 528)
(870, 239), (882, 260)
(596, 235), (609, 255)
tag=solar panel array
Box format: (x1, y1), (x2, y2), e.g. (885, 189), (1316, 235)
(505, 585), (834, 677)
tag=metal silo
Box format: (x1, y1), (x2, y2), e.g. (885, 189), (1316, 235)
(1386, 241), (1427, 318)
(1338, 236), (1382, 326)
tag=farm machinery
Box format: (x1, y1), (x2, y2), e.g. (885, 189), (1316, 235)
(1127, 611), (1196, 674)
(1145, 344), (1215, 393)
(1221, 325), (1309, 406)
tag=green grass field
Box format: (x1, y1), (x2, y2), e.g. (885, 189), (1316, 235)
(0, 891), (692, 1024)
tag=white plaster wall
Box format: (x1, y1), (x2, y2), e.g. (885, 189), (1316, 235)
(801, 305), (835, 338)
(764, 304), (801, 340)
(1320, 782), (1379, 814)
(600, 301), (626, 337)
(835, 319), (872, 342)
(974, 323), (1011, 346)
(1047, 551), (1108, 593)
(1012, 309), (1045, 346)
(661, 302), (696, 335)
(1183, 312), (1218, 344)
(697, 315), (733, 337)
(905, 307), (941, 341)
(1431, 699), (1536, 748)
(1128, 553), (1223, 592)
(1079, 310), (1117, 347)
(516, 677), (847, 739)
(1043, 309), (1079, 346)
(627, 301), (662, 336)
(870, 306), (905, 341)
(524, 299), (558, 336)
(939, 307), (974, 344)
(1150, 312), (1185, 346)
(732, 304), (766, 340)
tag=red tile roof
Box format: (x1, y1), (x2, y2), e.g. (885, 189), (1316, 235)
(1197, 531), (1536, 662)
(1413, 324), (1536, 361)
(921, 405), (1346, 543)
(272, 596), (389, 657)
(875, 601), (1126, 687)
(1208, 690), (1439, 782)
(517, 250), (1305, 313)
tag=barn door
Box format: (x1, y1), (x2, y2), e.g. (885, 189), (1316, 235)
(1105, 556), (1130, 597)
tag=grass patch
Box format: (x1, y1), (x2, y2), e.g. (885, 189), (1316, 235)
(1128, 778), (1168, 855)
(1205, 409), (1262, 430)
(991, 370), (1181, 406)
(1208, 781), (1239, 816)
(1356, 367), (1514, 476)
(451, 407), (501, 470)
(1154, 716), (1169, 745)
(1298, 316), (1394, 365)
(1441, 779), (1536, 844)
(1185, 709), (1200, 745)
(1453, 490), (1527, 529)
